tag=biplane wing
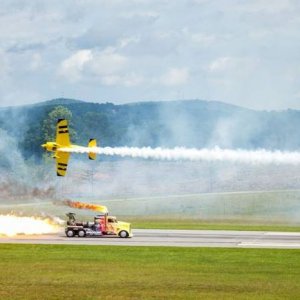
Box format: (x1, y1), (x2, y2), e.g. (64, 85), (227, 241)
(56, 119), (71, 147)
(56, 151), (70, 177)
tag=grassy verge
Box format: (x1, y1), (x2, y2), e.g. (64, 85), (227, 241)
(0, 244), (299, 299)
(125, 217), (300, 232)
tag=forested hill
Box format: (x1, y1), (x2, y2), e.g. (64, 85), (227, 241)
(1, 98), (300, 159)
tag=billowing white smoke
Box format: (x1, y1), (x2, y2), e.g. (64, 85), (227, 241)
(60, 146), (300, 165)
(0, 215), (63, 236)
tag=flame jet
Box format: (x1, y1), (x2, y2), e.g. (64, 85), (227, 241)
(41, 119), (97, 176)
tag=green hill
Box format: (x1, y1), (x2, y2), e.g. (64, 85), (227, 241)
(0, 98), (300, 159)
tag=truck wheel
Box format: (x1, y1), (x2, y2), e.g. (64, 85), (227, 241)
(66, 229), (74, 237)
(119, 230), (129, 238)
(78, 230), (86, 237)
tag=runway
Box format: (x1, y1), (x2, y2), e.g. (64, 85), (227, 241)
(1, 229), (300, 249)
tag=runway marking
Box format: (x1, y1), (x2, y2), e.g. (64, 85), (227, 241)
(0, 229), (300, 248)
(239, 242), (300, 249)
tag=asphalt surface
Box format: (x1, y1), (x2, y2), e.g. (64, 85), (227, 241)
(1, 229), (300, 248)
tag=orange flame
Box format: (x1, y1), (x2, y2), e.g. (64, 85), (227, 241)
(60, 200), (108, 213)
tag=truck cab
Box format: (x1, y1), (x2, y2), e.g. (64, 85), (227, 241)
(105, 216), (132, 238)
(65, 213), (132, 238)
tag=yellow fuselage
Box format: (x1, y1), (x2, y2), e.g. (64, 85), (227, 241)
(42, 142), (79, 153)
(42, 142), (59, 152)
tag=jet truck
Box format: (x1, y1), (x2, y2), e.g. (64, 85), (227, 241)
(65, 212), (132, 238)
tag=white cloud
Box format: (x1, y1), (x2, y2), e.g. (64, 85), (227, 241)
(29, 53), (43, 70)
(119, 36), (140, 48)
(93, 51), (143, 87)
(182, 28), (216, 47)
(161, 68), (189, 86)
(88, 48), (128, 77)
(59, 47), (141, 87)
(120, 10), (159, 19)
(59, 49), (92, 82)
(235, 0), (293, 14)
(191, 32), (215, 46)
(208, 57), (259, 75)
(294, 91), (300, 99)
(209, 57), (235, 72)
(0, 50), (10, 79)
(101, 73), (143, 87)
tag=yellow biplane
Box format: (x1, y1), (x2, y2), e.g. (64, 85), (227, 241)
(42, 119), (96, 176)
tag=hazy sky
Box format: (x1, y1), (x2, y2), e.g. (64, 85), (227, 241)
(0, 0), (299, 110)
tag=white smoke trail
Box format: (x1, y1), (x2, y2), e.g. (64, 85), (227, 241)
(60, 146), (300, 165)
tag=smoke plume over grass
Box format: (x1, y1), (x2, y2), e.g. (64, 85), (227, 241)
(0, 125), (56, 203)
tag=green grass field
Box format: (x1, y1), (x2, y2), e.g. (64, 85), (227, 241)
(0, 244), (300, 300)
(126, 217), (300, 232)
